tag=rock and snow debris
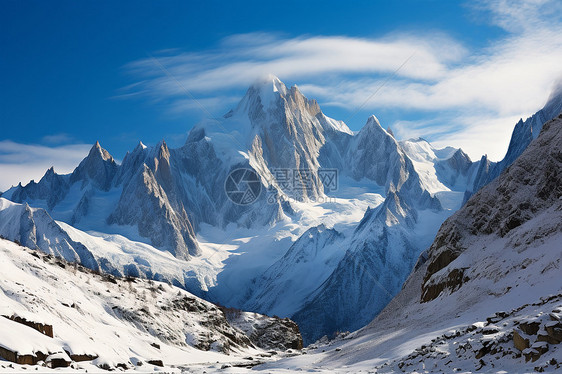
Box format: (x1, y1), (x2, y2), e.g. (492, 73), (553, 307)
(384, 295), (562, 373)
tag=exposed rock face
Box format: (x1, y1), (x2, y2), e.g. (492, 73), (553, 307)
(347, 116), (441, 210)
(242, 78), (339, 200)
(222, 307), (303, 351)
(513, 329), (530, 351)
(422, 115), (562, 302)
(108, 164), (200, 259)
(3, 315), (53, 338)
(70, 141), (117, 191)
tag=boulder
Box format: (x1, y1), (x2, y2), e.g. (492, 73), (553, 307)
(147, 359), (164, 367)
(520, 321), (541, 335)
(545, 321), (562, 343)
(46, 352), (71, 368)
(0, 345), (47, 365)
(513, 329), (530, 351)
(537, 332), (559, 345)
(523, 342), (549, 363)
(523, 348), (540, 363)
(68, 353), (98, 362)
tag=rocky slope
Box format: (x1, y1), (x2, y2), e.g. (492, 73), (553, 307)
(291, 191), (430, 344)
(0, 237), (303, 371)
(263, 114), (562, 372)
(421, 114), (562, 302)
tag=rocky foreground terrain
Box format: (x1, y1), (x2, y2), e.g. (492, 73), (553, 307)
(0, 237), (302, 371)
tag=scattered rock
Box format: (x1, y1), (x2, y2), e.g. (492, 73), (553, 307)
(545, 321), (562, 342)
(513, 329), (530, 351)
(523, 348), (540, 362)
(481, 325), (500, 335)
(486, 312), (508, 324)
(46, 352), (71, 368)
(520, 321), (541, 335)
(147, 359), (163, 367)
(68, 353), (98, 362)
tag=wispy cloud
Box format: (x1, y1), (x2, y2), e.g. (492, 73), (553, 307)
(41, 133), (77, 145)
(124, 0), (562, 161)
(0, 141), (91, 192)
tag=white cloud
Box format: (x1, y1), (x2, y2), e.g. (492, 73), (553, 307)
(124, 0), (562, 161)
(0, 141), (91, 192)
(126, 33), (465, 95)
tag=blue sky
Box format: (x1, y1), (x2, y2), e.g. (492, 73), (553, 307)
(1, 0), (562, 190)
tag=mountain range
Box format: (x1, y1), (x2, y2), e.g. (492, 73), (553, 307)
(2, 75), (561, 346)
(262, 107), (562, 374)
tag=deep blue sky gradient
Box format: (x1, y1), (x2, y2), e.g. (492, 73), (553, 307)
(1, 0), (505, 158)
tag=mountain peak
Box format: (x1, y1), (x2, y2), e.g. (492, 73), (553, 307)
(361, 115), (390, 137)
(542, 79), (562, 119)
(156, 139), (170, 160)
(252, 74), (287, 92)
(386, 127), (395, 138)
(366, 115), (382, 128)
(87, 141), (114, 162)
(71, 141), (117, 190)
(247, 74), (289, 109)
(39, 166), (57, 183)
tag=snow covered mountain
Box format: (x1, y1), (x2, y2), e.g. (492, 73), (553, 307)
(4, 75), (554, 347)
(262, 113), (562, 373)
(0, 198), (98, 271)
(347, 116), (441, 210)
(289, 185), (447, 344)
(0, 197), (229, 291)
(0, 236), (303, 371)
(2, 76), (440, 245)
